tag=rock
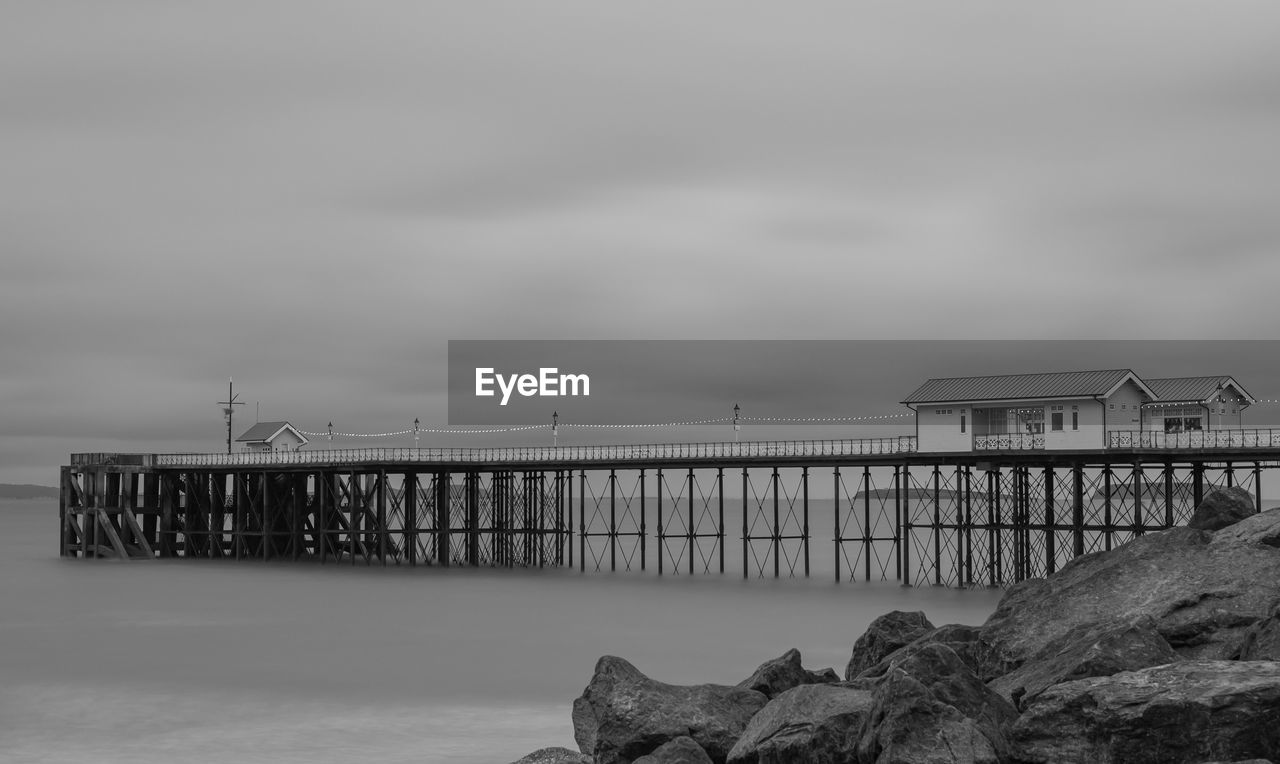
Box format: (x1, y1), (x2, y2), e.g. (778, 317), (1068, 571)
(978, 523), (1280, 679)
(634, 736), (713, 764)
(866, 642), (1016, 759)
(988, 617), (1180, 708)
(845, 611), (935, 680)
(858, 668), (1000, 764)
(510, 747), (594, 764)
(1237, 603), (1280, 661)
(572, 656), (767, 764)
(1187, 486), (1258, 531)
(737, 648), (837, 700)
(726, 684), (874, 763)
(1210, 506), (1280, 549)
(855, 624), (984, 681)
(1009, 660), (1280, 764)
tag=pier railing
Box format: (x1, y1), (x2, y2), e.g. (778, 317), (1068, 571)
(68, 428), (1280, 469)
(1108, 429), (1280, 450)
(974, 433), (1045, 451)
(133, 436), (920, 468)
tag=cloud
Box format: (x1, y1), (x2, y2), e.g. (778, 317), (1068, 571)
(3, 1), (1280, 483)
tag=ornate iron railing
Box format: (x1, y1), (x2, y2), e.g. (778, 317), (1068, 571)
(69, 429), (1280, 469)
(79, 436), (920, 468)
(973, 433), (1045, 451)
(1108, 429), (1280, 450)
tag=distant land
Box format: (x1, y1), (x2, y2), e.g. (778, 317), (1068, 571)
(0, 483), (58, 500)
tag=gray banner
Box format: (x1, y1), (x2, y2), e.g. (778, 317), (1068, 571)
(446, 340), (1280, 426)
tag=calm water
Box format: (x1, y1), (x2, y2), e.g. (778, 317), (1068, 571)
(1, 499), (1003, 763)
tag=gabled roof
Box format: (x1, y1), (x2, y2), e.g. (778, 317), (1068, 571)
(902, 369), (1155, 405)
(235, 421), (309, 445)
(1144, 376), (1255, 405)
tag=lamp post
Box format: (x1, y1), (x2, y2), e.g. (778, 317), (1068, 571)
(413, 417), (420, 449)
(217, 377), (244, 455)
(327, 421), (333, 447)
(733, 403), (741, 443)
(552, 411), (559, 447)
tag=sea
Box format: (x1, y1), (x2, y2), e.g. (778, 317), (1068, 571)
(0, 498), (1003, 763)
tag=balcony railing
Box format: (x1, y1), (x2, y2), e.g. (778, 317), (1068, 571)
(75, 436), (920, 468)
(973, 433), (1045, 451)
(1108, 429), (1280, 450)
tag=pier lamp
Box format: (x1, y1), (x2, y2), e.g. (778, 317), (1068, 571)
(414, 417), (420, 449)
(222, 407), (233, 453)
(553, 411), (559, 447)
(733, 403), (741, 443)
(217, 377), (243, 455)
(327, 422), (333, 446)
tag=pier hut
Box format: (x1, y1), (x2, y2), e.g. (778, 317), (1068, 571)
(235, 421), (308, 453)
(904, 370), (1253, 452)
(1142, 376), (1253, 433)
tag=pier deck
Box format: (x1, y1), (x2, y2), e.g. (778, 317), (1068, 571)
(61, 433), (1280, 587)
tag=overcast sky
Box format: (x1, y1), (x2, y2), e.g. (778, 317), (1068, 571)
(4, 2), (1280, 484)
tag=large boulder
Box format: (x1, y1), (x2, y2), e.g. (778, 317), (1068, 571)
(978, 511), (1280, 679)
(866, 642), (1016, 757)
(845, 611), (935, 680)
(855, 637), (1013, 762)
(1009, 660), (1280, 764)
(572, 656), (767, 764)
(855, 624), (984, 681)
(1238, 603), (1280, 661)
(1211, 506), (1280, 549)
(510, 748), (594, 764)
(858, 668), (1001, 764)
(727, 684), (874, 763)
(737, 648), (838, 699)
(1187, 486), (1257, 530)
(988, 617), (1181, 708)
(633, 736), (713, 764)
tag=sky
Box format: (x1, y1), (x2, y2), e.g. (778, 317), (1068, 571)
(3, 2), (1280, 484)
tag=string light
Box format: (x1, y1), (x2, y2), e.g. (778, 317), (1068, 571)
(743, 414), (913, 423)
(561, 417), (733, 429)
(298, 425), (549, 438)
(294, 412), (918, 439)
(293, 398), (1280, 440)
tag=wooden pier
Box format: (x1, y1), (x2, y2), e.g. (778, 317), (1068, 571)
(60, 434), (1280, 587)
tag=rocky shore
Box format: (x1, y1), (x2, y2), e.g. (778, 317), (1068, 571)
(510, 487), (1280, 763)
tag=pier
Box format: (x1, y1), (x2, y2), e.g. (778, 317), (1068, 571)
(60, 432), (1280, 587)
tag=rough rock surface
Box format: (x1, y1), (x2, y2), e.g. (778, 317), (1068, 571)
(978, 510), (1280, 678)
(737, 648), (838, 700)
(1237, 604), (1280, 661)
(858, 668), (1000, 764)
(1211, 506), (1280, 549)
(865, 642), (1016, 759)
(633, 736), (713, 764)
(1009, 660), (1280, 764)
(572, 656), (767, 764)
(845, 611), (935, 680)
(510, 747), (594, 764)
(988, 617), (1181, 708)
(1187, 486), (1258, 530)
(855, 624), (984, 681)
(726, 684), (874, 763)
